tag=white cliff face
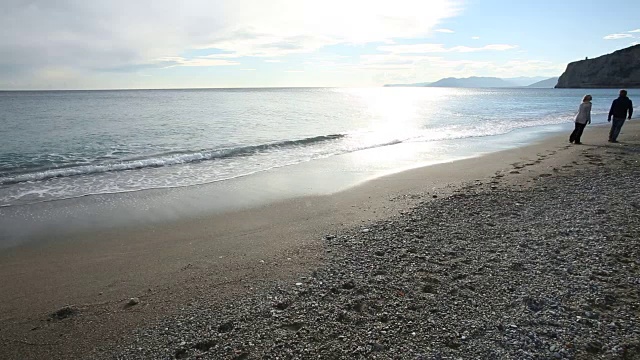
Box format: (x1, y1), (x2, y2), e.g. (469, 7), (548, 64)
(555, 45), (640, 88)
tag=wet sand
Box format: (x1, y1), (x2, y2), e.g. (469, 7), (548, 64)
(0, 121), (638, 359)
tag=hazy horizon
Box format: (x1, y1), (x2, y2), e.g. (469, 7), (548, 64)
(0, 75), (558, 92)
(2, 0), (639, 90)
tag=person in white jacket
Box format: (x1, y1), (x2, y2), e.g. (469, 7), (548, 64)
(569, 94), (592, 144)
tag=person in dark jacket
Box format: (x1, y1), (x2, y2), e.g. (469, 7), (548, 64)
(608, 89), (633, 143)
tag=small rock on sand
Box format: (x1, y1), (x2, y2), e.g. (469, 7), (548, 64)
(50, 305), (78, 320)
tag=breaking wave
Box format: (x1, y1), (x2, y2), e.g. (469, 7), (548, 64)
(0, 134), (345, 185)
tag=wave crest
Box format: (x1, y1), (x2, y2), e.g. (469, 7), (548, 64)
(0, 134), (345, 185)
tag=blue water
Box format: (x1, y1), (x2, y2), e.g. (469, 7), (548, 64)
(0, 87), (636, 207)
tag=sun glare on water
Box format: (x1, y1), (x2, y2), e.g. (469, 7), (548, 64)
(331, 88), (454, 168)
(345, 87), (455, 143)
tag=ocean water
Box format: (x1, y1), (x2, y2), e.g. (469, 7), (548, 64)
(0, 87), (636, 208)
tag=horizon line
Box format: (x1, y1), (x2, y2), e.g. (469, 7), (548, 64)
(0, 86), (359, 92)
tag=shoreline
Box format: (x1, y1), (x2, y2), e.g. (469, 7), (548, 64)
(0, 121), (638, 359)
(0, 120), (573, 249)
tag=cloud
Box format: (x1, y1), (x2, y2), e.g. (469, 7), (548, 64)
(155, 57), (240, 67)
(603, 33), (633, 40)
(471, 36), (480, 40)
(455, 44), (518, 52)
(628, 29), (640, 33)
(357, 52), (564, 80)
(195, 34), (334, 58)
(360, 54), (426, 70)
(435, 28), (454, 33)
(377, 43), (518, 54)
(0, 0), (461, 78)
(378, 44), (449, 53)
(98, 56), (238, 72)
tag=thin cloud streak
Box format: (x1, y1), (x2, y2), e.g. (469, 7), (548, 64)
(603, 33), (633, 40)
(377, 43), (518, 54)
(156, 57), (240, 67)
(358, 52), (563, 80)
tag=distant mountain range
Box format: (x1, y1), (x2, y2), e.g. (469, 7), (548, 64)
(384, 76), (558, 88)
(527, 77), (560, 88)
(384, 44), (640, 89)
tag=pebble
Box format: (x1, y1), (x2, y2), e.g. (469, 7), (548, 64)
(92, 145), (640, 360)
(127, 298), (140, 306)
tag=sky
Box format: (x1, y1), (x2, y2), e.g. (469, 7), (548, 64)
(2, 0), (639, 90)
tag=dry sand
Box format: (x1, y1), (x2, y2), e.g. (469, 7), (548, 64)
(0, 121), (638, 359)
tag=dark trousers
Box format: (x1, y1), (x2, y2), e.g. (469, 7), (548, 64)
(609, 117), (626, 141)
(569, 122), (587, 143)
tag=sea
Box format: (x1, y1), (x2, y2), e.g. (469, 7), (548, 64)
(0, 87), (636, 210)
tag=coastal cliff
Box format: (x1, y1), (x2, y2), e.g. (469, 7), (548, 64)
(555, 44), (640, 88)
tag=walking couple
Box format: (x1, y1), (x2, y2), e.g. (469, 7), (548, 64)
(569, 89), (633, 145)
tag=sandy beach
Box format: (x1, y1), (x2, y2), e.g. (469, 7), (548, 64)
(1, 121), (639, 359)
